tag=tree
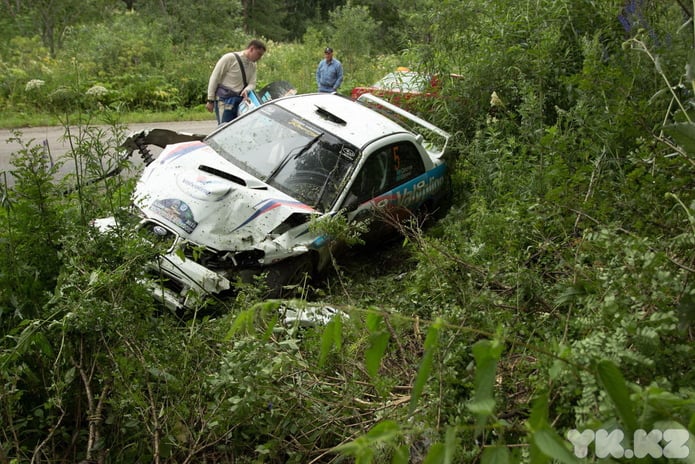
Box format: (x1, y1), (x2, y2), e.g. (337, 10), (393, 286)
(140, 0), (244, 46)
(327, 4), (379, 65)
(283, 0), (345, 40)
(26, 0), (118, 56)
(242, 0), (290, 40)
(354, 0), (413, 51)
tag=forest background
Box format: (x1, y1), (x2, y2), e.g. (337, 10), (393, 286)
(1, 0), (694, 463)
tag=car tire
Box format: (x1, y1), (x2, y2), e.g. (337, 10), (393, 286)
(265, 254), (314, 298)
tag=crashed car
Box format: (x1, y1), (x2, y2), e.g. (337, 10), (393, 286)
(94, 92), (450, 310)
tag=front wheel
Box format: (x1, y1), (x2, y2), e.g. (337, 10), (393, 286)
(265, 254), (314, 298)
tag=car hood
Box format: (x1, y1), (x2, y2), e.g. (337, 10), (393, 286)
(133, 141), (317, 251)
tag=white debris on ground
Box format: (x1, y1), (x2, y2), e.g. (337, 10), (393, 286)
(279, 303), (348, 327)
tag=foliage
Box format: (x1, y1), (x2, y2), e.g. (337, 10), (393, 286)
(0, 2), (391, 121)
(327, 4), (380, 67)
(243, 0), (290, 41)
(152, 0), (244, 46)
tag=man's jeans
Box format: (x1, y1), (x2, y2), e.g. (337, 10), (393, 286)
(214, 96), (244, 124)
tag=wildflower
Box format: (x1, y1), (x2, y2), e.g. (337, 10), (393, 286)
(25, 79), (45, 92)
(86, 85), (109, 98)
(490, 91), (504, 108)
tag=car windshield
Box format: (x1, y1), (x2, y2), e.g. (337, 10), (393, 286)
(374, 72), (429, 93)
(205, 104), (358, 211)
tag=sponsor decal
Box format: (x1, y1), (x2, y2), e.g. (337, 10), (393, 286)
(150, 198), (198, 233)
(370, 164), (446, 209)
(180, 175), (232, 200)
(309, 235), (328, 249)
(157, 141), (206, 164)
(233, 199), (315, 231)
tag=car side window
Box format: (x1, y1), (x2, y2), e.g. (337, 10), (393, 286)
(349, 142), (425, 204)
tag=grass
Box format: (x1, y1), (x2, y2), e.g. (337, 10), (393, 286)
(0, 106), (211, 129)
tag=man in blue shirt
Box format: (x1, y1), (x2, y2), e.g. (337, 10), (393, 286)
(316, 47), (344, 93)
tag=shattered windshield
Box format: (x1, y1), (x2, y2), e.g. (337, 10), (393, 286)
(205, 105), (358, 211)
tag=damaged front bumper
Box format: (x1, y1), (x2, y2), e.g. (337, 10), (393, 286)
(147, 252), (233, 311)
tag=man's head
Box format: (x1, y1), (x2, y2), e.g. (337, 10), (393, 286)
(246, 39), (267, 62)
(324, 47), (333, 61)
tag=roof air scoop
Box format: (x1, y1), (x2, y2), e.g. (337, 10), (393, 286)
(315, 105), (347, 125)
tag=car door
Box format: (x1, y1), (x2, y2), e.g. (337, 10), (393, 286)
(344, 141), (426, 242)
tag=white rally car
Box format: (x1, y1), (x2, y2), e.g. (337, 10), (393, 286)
(95, 93), (450, 310)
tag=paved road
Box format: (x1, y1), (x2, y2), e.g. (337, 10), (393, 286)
(0, 120), (218, 184)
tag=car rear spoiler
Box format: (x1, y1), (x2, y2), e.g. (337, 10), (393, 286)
(356, 93), (451, 158)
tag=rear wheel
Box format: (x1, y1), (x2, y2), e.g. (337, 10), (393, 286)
(265, 254), (314, 298)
